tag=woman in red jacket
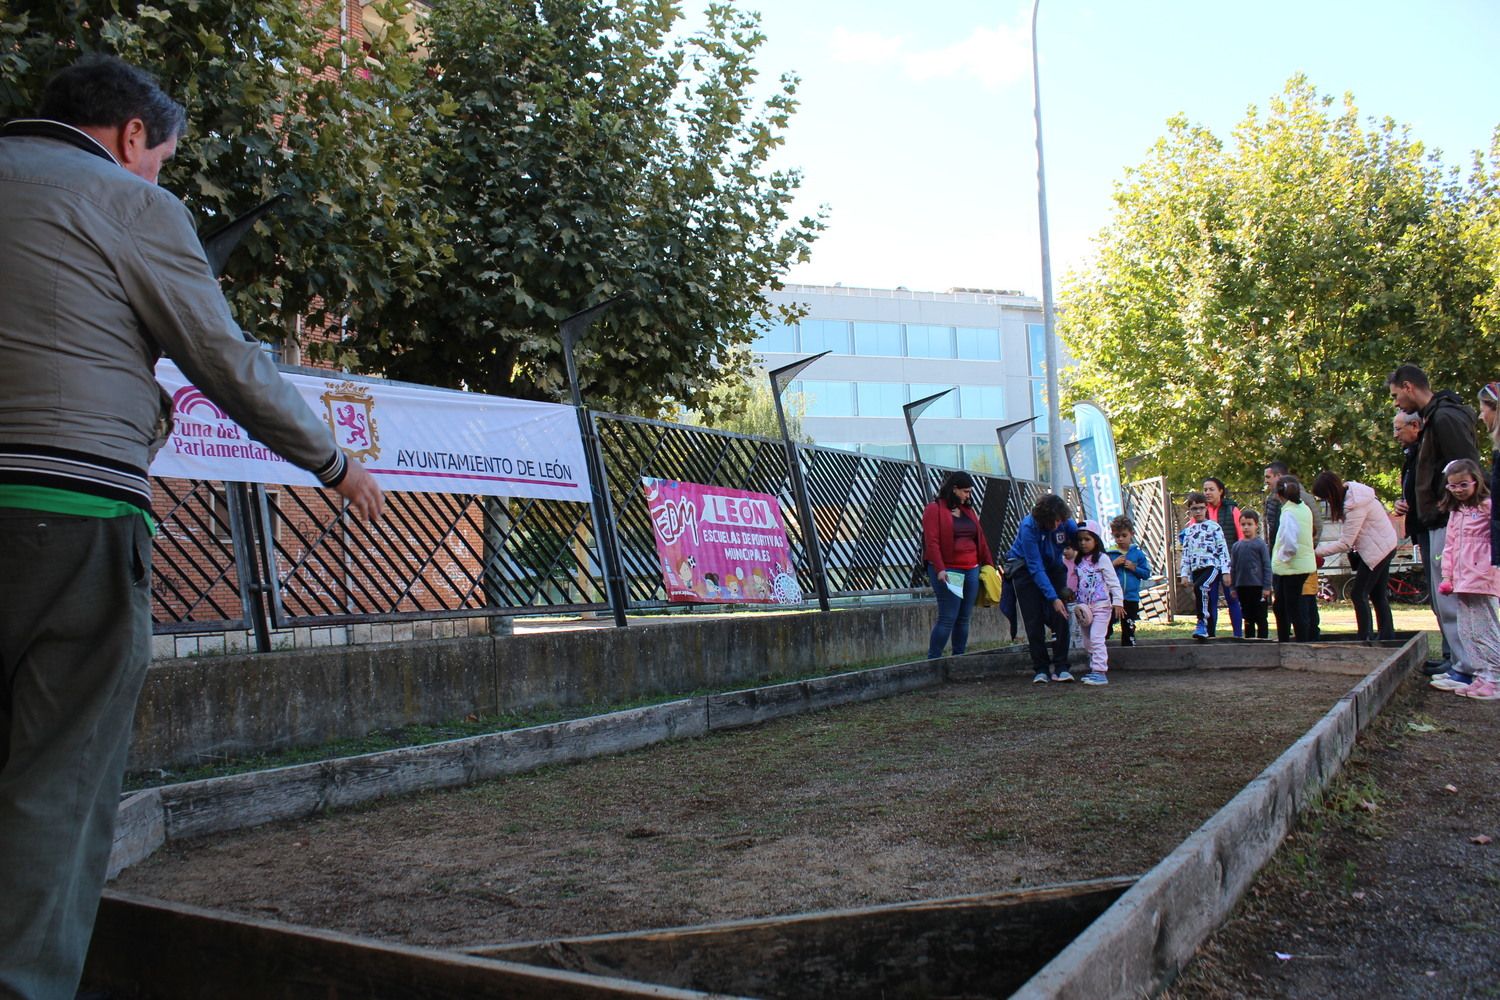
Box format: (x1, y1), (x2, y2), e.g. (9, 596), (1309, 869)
(922, 471), (995, 658)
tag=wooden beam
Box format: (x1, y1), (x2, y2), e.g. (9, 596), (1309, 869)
(84, 891), (721, 999)
(472, 879), (1136, 999)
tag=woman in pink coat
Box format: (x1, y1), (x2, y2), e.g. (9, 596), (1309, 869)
(1311, 471), (1399, 641)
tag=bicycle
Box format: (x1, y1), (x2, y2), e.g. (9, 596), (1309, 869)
(1337, 570), (1429, 604)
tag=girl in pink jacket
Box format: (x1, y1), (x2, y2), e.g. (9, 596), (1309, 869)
(1437, 459), (1500, 700)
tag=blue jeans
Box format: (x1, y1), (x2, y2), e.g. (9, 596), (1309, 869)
(1208, 575), (1243, 636)
(928, 565), (980, 658)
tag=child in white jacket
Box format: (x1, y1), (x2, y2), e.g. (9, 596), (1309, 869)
(1072, 520), (1125, 686)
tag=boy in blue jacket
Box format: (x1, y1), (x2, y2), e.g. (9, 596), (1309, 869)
(1106, 514), (1153, 646)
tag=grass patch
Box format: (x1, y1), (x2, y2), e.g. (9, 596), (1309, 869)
(123, 647), (973, 792)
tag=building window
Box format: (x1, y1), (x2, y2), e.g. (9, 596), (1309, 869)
(908, 384), (959, 418)
(799, 319), (852, 355)
(793, 379), (856, 417)
(852, 321), (902, 356)
(905, 324), (955, 358)
(923, 444), (962, 469)
(753, 321), (797, 354)
(963, 444), (1003, 475)
(955, 326), (1001, 361)
(958, 385), (1004, 420)
(1031, 380), (1048, 418)
(1033, 434), (1051, 484)
(856, 381), (907, 417)
(1027, 322), (1048, 378)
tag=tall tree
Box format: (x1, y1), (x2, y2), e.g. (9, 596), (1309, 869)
(350, 0), (823, 416)
(1061, 77), (1495, 494)
(0, 0), (445, 355)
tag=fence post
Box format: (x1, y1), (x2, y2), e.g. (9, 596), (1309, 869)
(579, 408), (630, 627)
(1159, 475), (1177, 624)
(767, 357), (832, 612)
(558, 299), (630, 627)
(224, 481), (273, 653)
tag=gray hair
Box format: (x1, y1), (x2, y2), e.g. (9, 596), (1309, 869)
(39, 54), (186, 149)
(1393, 410), (1422, 429)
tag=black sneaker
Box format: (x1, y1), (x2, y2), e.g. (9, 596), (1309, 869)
(1423, 659), (1451, 676)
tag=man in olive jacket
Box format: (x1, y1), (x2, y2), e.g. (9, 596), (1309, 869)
(0, 56), (381, 1000)
(1388, 364), (1480, 683)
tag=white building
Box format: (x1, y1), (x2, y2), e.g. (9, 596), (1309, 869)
(754, 283), (1070, 484)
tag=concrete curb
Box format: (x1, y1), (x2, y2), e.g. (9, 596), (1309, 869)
(130, 602), (1009, 773)
(112, 648), (1012, 868)
(1011, 635), (1421, 999)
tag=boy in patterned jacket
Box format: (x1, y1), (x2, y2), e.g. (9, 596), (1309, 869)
(1178, 492), (1233, 641)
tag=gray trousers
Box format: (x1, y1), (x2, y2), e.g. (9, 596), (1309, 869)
(0, 510), (152, 1000)
(1422, 525), (1472, 674)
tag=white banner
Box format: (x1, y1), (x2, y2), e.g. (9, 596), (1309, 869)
(150, 361), (591, 501)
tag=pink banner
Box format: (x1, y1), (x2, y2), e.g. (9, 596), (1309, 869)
(642, 478), (804, 605)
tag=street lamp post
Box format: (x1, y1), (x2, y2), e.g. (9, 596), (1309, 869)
(1031, 0), (1067, 491)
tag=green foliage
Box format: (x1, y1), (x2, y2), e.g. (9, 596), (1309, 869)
(349, 0), (823, 413)
(1061, 77), (1497, 497)
(679, 370), (811, 441)
(1, 0), (446, 354)
(1465, 129), (1500, 351)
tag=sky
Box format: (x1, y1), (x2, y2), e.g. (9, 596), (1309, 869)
(713, 0), (1500, 298)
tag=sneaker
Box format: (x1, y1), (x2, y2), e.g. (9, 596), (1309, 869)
(1081, 671), (1109, 685)
(1054, 669), (1075, 683)
(1422, 659), (1451, 676)
(1192, 623), (1208, 641)
(1430, 669), (1476, 692)
(1033, 671), (1050, 684)
(1458, 678), (1500, 700)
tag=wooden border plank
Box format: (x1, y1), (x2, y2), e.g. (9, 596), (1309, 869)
(472, 878), (1135, 999)
(84, 892), (726, 1000)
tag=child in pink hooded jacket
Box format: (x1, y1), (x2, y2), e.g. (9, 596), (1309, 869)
(1437, 459), (1500, 700)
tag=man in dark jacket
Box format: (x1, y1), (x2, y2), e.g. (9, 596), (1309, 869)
(1392, 409), (1447, 672)
(0, 56), (382, 1000)
(1388, 364), (1479, 685)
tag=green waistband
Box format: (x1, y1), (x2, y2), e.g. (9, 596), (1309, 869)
(0, 484), (157, 534)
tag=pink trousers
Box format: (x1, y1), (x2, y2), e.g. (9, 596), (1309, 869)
(1082, 600), (1114, 675)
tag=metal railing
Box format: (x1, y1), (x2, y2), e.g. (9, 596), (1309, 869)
(149, 402), (1161, 644)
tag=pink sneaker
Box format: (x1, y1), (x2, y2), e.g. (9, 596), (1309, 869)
(1457, 678), (1500, 700)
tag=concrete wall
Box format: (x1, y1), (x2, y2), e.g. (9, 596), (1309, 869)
(130, 602), (1004, 772)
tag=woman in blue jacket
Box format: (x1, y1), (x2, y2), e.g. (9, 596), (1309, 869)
(1001, 493), (1079, 683)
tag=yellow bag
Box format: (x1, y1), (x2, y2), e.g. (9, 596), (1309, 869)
(977, 564), (1002, 608)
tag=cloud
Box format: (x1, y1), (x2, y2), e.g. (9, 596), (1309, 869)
(829, 20), (1031, 91)
(829, 26), (907, 65)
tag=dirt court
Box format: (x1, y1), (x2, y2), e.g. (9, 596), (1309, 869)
(116, 668), (1357, 951)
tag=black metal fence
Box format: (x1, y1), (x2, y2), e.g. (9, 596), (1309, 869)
(148, 407), (1175, 645)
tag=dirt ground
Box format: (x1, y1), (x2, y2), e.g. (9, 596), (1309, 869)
(1166, 670), (1500, 999)
(116, 668), (1356, 952)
